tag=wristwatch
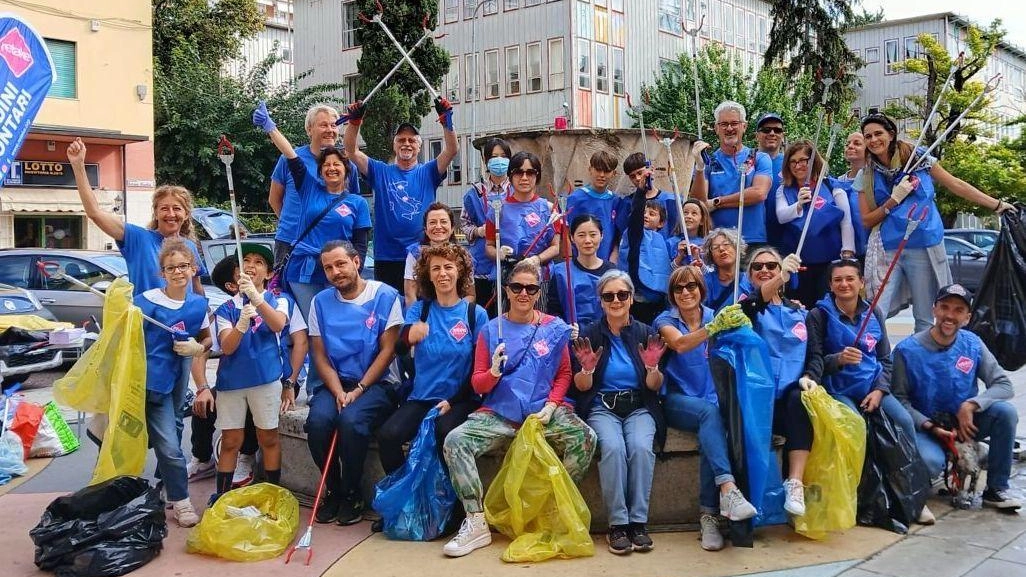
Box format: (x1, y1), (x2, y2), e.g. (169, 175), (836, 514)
(713, 197), (722, 208)
(281, 377), (298, 397)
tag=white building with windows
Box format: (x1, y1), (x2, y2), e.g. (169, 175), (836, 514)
(844, 12), (1026, 143)
(293, 0), (774, 207)
(226, 0), (296, 87)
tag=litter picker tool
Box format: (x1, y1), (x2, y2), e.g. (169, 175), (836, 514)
(627, 92), (654, 190)
(682, 14), (708, 151)
(217, 135), (244, 270)
(853, 204), (930, 345)
(490, 198), (505, 362)
(900, 52), (965, 176)
(732, 148), (757, 304)
(35, 261), (178, 335)
(360, 1), (440, 100)
(659, 128), (695, 263)
(361, 25), (443, 106)
(555, 186), (576, 325)
(285, 430), (338, 565)
(804, 70), (841, 188)
(795, 122), (842, 257)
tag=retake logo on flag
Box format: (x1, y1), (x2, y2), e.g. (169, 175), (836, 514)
(0, 15), (54, 181)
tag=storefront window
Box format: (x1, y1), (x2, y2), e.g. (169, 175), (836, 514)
(14, 216), (83, 249)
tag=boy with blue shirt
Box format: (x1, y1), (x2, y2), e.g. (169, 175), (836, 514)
(619, 152), (681, 242)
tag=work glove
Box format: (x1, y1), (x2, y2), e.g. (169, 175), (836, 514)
(569, 323), (580, 341)
(499, 245), (515, 259)
(572, 337), (603, 373)
(434, 96), (454, 131)
(798, 376), (819, 392)
(489, 342), (508, 377)
(252, 101), (277, 133)
(235, 303), (257, 333)
(692, 140), (711, 170)
(638, 334), (666, 369)
(532, 402), (558, 425)
(173, 337), (206, 357)
(337, 100), (367, 127)
(889, 175), (917, 205)
(705, 304), (751, 336)
(781, 253), (802, 283)
(237, 273), (265, 307)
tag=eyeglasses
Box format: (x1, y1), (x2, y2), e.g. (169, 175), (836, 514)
(600, 290), (632, 303)
(789, 157), (810, 167)
(162, 263), (192, 273)
(510, 168), (539, 177)
(716, 121), (743, 129)
(507, 282), (541, 295)
(758, 127), (784, 134)
(750, 261), (780, 272)
(672, 281), (701, 294)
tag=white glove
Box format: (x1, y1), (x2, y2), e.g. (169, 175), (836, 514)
(532, 402), (558, 425)
(692, 141), (710, 172)
(489, 342), (508, 377)
(890, 175), (915, 204)
(173, 337), (206, 357)
(798, 376), (819, 392)
(781, 253), (801, 283)
(237, 273), (265, 306)
(235, 303), (257, 333)
(797, 187), (813, 206)
(570, 323), (580, 341)
(499, 245), (514, 259)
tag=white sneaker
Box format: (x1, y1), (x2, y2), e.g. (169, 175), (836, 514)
(699, 513), (724, 551)
(719, 487), (757, 521)
(783, 478), (806, 516)
(172, 499), (200, 528)
(187, 457), (215, 481)
(442, 512), (492, 557)
(232, 453), (255, 487)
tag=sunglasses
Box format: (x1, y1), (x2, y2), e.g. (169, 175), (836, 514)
(831, 258), (861, 266)
(600, 290), (632, 303)
(672, 281), (701, 294)
(507, 282), (541, 295)
(510, 168), (539, 177)
(750, 261), (780, 272)
(758, 127), (784, 134)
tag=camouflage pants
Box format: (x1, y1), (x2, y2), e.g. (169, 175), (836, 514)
(442, 406), (597, 513)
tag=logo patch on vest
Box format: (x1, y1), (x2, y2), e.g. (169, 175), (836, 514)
(525, 212), (541, 227)
(251, 315), (263, 332)
(335, 204), (352, 217)
(955, 356), (974, 374)
(364, 314), (376, 329)
(171, 321), (186, 333)
(813, 195), (826, 210)
(449, 320), (469, 342)
(863, 333), (877, 350)
(791, 322), (807, 342)
(532, 339), (550, 357)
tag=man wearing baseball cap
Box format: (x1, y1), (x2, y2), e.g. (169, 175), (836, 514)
(342, 97), (459, 292)
(755, 112), (786, 251)
(892, 284), (1021, 511)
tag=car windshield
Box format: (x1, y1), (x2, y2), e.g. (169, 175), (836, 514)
(195, 210), (247, 240)
(95, 255), (128, 275)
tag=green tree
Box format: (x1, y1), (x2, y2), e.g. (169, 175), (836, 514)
(763, 0), (863, 114)
(152, 0), (264, 73)
(841, 6), (885, 30)
(933, 140), (1026, 224)
(641, 44), (855, 174)
(885, 23), (1004, 159)
(350, 0), (449, 161)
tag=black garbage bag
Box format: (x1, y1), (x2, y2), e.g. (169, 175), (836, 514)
(968, 204), (1026, 371)
(30, 476), (167, 577)
(856, 410), (931, 534)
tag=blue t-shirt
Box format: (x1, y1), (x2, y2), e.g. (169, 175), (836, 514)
(271, 146), (321, 244)
(599, 336), (638, 394)
(405, 299), (489, 402)
(705, 146), (772, 243)
(367, 158), (444, 261)
(117, 224), (207, 296)
(566, 186), (622, 259)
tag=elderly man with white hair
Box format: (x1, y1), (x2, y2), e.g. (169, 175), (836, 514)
(691, 101), (774, 250)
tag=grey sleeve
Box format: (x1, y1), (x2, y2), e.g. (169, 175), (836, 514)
(891, 349), (929, 429)
(969, 345), (1015, 411)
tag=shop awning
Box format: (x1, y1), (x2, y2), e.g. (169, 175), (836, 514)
(0, 188), (115, 212)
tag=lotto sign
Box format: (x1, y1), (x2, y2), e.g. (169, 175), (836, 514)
(0, 15), (54, 183)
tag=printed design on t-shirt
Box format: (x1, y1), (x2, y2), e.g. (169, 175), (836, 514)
(955, 355), (974, 375)
(449, 320), (469, 342)
(365, 313), (377, 330)
(524, 212), (541, 227)
(532, 339), (550, 357)
(709, 159), (725, 174)
(336, 203), (353, 217)
(387, 180), (421, 220)
(791, 321), (807, 342)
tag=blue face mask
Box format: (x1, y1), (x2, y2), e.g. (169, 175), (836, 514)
(487, 157), (510, 176)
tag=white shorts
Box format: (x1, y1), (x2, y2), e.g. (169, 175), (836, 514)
(215, 381), (282, 430)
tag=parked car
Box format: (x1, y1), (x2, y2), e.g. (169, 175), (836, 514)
(945, 228), (998, 254)
(944, 237), (989, 294)
(0, 283), (63, 387)
(192, 207), (251, 240)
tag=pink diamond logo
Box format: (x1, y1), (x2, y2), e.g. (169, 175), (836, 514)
(524, 212), (541, 227)
(364, 314), (376, 329)
(0, 28), (34, 78)
(791, 321), (807, 342)
(449, 320), (468, 342)
(532, 339), (550, 357)
(955, 355), (974, 374)
(864, 333), (877, 350)
(171, 320), (186, 333)
(813, 195), (826, 210)
(336, 204), (352, 217)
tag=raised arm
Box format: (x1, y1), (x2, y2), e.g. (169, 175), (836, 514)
(342, 101), (370, 176)
(253, 101), (297, 160)
(433, 98), (458, 175)
(67, 138), (125, 241)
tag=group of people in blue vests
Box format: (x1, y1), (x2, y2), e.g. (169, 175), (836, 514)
(66, 95), (1020, 558)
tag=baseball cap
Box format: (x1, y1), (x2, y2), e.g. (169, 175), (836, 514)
(934, 283), (972, 308)
(241, 242), (274, 270)
(394, 122), (420, 137)
(756, 112), (784, 128)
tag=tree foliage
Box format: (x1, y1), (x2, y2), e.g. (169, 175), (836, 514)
(640, 44), (855, 175)
(350, 0), (449, 161)
(763, 0), (863, 114)
(934, 140), (1026, 223)
(841, 6), (885, 30)
(152, 0), (264, 73)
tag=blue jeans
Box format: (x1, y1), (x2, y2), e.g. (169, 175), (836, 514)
(875, 246), (950, 332)
(290, 280), (329, 395)
(305, 383), (397, 497)
(663, 393), (735, 514)
(146, 389), (189, 502)
(834, 392), (916, 438)
(915, 401), (1018, 491)
(587, 405), (656, 526)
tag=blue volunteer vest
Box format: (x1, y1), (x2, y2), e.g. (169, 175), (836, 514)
(618, 228), (671, 296)
(658, 307), (719, 405)
(707, 146), (768, 243)
(753, 301), (808, 398)
(312, 282), (400, 388)
(868, 147), (944, 250)
(704, 269), (752, 313)
(481, 315), (571, 424)
(780, 181), (844, 264)
(816, 295), (883, 399)
(493, 196), (554, 258)
(215, 291), (285, 391)
(549, 260), (604, 327)
(134, 291), (209, 394)
(409, 300), (482, 402)
(830, 176), (868, 257)
(895, 330), (982, 419)
(463, 182), (506, 280)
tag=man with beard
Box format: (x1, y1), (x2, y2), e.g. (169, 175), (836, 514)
(343, 99), (459, 292)
(691, 101), (773, 250)
(304, 241), (404, 525)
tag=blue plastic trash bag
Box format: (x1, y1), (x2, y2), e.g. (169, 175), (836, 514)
(372, 408), (456, 540)
(0, 430), (28, 485)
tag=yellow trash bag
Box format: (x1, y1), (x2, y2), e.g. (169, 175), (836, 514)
(794, 387), (867, 540)
(484, 416), (594, 562)
(52, 277), (148, 485)
(187, 483), (300, 562)
(0, 314), (72, 332)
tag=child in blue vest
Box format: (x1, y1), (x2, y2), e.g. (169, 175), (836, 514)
(618, 199), (671, 324)
(134, 239), (211, 527)
(210, 244), (290, 500)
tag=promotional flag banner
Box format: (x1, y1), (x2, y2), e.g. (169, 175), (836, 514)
(0, 13), (55, 184)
